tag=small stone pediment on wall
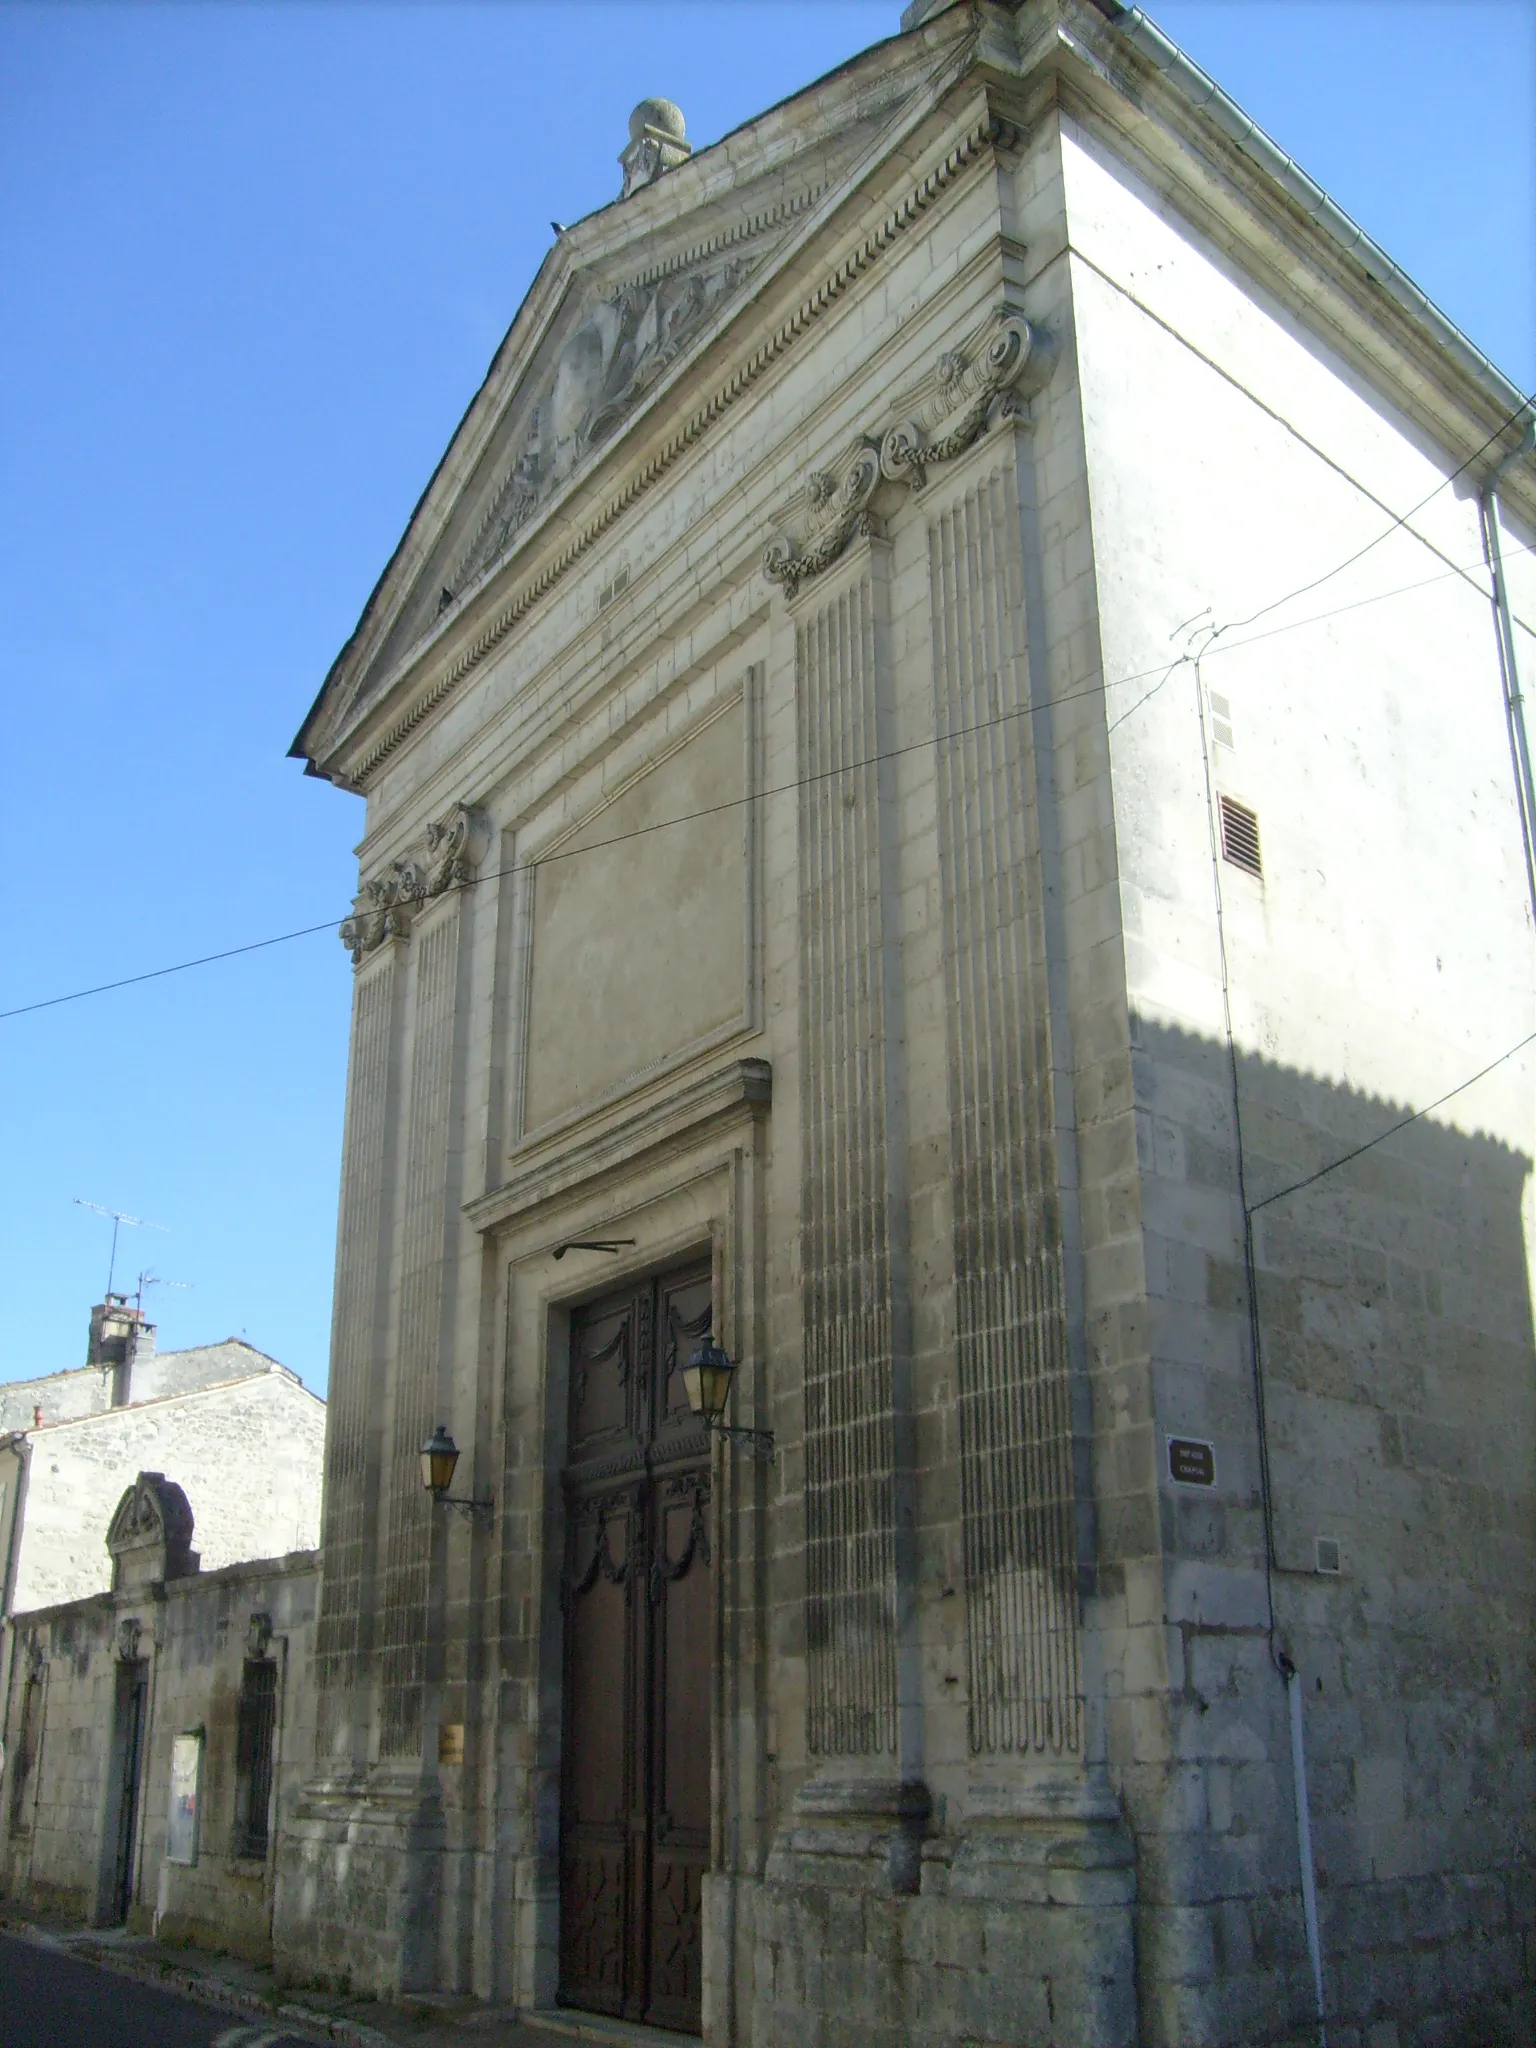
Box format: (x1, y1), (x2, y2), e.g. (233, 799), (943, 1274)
(107, 1470), (199, 1592)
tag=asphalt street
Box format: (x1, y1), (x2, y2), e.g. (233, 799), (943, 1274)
(0, 1931), (315, 2048)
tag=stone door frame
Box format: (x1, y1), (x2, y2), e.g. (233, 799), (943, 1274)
(473, 1055), (771, 2029)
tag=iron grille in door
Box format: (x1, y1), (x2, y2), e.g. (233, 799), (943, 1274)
(235, 1659), (277, 1858)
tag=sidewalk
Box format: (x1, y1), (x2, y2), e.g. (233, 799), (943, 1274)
(0, 1907), (691, 2048)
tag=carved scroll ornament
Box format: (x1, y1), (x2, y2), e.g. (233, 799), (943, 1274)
(763, 308), (1041, 602)
(340, 802), (488, 966)
(762, 446), (883, 604)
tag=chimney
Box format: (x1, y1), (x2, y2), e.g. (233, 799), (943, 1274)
(87, 1295), (155, 1406)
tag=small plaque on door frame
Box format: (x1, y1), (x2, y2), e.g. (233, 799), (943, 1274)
(438, 1722), (465, 1766)
(1167, 1436), (1217, 1488)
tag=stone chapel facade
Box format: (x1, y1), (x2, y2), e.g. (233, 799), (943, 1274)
(283, 4), (1536, 2044)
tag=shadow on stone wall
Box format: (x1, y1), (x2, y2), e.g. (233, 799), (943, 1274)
(1130, 1012), (1535, 2040)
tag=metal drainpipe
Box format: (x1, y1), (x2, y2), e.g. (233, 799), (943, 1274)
(0, 1435), (33, 1791)
(1478, 419), (1536, 926)
(1279, 1655), (1327, 2046)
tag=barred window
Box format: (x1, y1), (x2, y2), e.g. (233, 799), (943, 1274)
(233, 1660), (277, 1859)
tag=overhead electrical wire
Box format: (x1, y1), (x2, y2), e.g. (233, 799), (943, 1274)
(0, 921), (345, 1021)
(1211, 386), (1536, 641)
(1246, 1026), (1536, 1218)
(1108, 545), (1536, 734)
(2, 533), (1530, 1027)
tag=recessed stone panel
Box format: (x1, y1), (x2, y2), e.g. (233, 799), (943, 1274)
(523, 703), (745, 1132)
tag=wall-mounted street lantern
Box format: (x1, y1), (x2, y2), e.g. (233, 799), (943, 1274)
(683, 1340), (774, 1459)
(420, 1425), (495, 1522)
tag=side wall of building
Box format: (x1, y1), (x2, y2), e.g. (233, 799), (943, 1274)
(13, 1374), (326, 1613)
(1065, 98), (1536, 2048)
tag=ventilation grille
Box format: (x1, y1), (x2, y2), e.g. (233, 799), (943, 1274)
(1219, 796), (1262, 877)
(1209, 691), (1235, 750)
(1315, 1536), (1342, 1576)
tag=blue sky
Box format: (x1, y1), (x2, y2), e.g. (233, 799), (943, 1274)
(1, 2), (1531, 1395)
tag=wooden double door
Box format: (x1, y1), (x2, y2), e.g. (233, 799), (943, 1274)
(558, 1260), (713, 2035)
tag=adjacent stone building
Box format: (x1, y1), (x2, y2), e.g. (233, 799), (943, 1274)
(1, 1471), (318, 1955)
(281, 3), (1535, 2043)
(0, 1297), (325, 1800)
(0, 1298), (325, 1618)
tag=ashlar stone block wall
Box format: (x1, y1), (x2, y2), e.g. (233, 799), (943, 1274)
(13, 1369), (326, 1613)
(1065, 73), (1536, 2048)
(2, 1550), (318, 1959)
(276, 3), (1536, 2043)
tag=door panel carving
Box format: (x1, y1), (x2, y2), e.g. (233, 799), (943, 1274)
(559, 1262), (712, 2035)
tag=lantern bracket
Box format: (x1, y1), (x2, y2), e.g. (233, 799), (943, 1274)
(436, 1491), (496, 1524)
(420, 1424), (496, 1522)
(683, 1339), (775, 1459)
(709, 1420), (776, 1461)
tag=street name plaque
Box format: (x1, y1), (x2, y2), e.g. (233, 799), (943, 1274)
(1167, 1436), (1217, 1488)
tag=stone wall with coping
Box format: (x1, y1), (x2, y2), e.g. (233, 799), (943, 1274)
(1, 1549), (318, 1961)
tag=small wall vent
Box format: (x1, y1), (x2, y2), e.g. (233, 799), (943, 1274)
(1315, 1536), (1342, 1575)
(1218, 795), (1262, 877)
(1209, 691), (1235, 749)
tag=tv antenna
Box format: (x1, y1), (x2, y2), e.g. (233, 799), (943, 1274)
(134, 1269), (192, 1313)
(73, 1200), (168, 1298)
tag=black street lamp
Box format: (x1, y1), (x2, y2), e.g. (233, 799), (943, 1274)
(682, 1340), (774, 1458)
(419, 1425), (495, 1521)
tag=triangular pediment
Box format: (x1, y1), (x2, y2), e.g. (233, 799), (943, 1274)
(374, 233), (781, 683)
(292, 10), (976, 780)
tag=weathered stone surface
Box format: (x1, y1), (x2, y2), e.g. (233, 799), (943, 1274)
(1, 1544), (318, 1958)
(7, 1362), (324, 1613)
(271, 0), (1535, 2040)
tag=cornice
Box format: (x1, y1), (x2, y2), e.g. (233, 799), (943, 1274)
(431, 178), (835, 628)
(323, 100), (1020, 794)
(466, 1056), (771, 1237)
(1095, 3), (1533, 448)
(293, 18), (973, 783)
(1063, 2), (1536, 507)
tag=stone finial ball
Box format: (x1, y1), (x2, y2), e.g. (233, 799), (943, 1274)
(629, 97), (686, 144)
